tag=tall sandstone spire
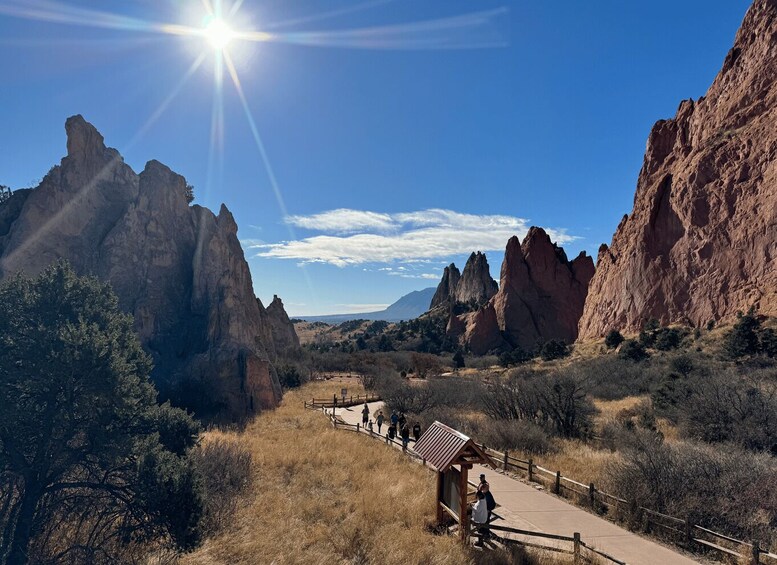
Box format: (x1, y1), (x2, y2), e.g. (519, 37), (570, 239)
(429, 252), (498, 311)
(429, 263), (461, 309)
(455, 228), (594, 354)
(0, 116), (297, 421)
(579, 0), (777, 338)
(455, 251), (499, 305)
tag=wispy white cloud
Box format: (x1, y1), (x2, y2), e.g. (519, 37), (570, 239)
(284, 209), (396, 234)
(246, 208), (577, 267)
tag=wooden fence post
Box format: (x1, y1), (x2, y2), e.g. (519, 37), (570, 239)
(684, 516), (693, 547)
(573, 532), (581, 565)
(752, 541), (760, 565)
(356, 423), (360, 432)
(588, 483), (595, 507)
(503, 450), (509, 471)
(554, 471), (561, 495)
(528, 459), (533, 482)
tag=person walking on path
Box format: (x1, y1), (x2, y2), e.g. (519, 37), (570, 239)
(471, 491), (489, 546)
(376, 411), (384, 433)
(388, 422), (397, 440)
(412, 422), (421, 442)
(478, 473), (496, 521)
(400, 423), (411, 449)
(361, 403), (369, 426)
(398, 413), (406, 431)
(390, 411), (398, 431)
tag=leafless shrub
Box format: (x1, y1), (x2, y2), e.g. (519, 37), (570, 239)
(190, 437), (253, 536)
(680, 372), (777, 453)
(481, 369), (596, 438)
(605, 432), (777, 547)
(474, 419), (555, 455)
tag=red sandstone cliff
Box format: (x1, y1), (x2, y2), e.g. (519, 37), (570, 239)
(579, 0), (777, 339)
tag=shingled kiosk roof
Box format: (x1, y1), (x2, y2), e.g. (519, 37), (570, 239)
(413, 421), (496, 471)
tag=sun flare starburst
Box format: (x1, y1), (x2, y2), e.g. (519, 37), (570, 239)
(203, 17), (234, 50)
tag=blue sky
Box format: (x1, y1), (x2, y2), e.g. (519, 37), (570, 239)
(0, 0), (751, 315)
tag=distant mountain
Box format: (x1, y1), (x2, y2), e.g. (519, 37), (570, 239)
(299, 287), (436, 323)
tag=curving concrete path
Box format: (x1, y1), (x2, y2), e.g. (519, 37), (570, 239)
(334, 401), (701, 565)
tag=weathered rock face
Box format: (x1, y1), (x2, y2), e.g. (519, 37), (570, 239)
(263, 295), (301, 355)
(429, 263), (461, 309)
(0, 115), (295, 421)
(459, 228), (594, 354)
(429, 252), (497, 311)
(455, 251), (499, 306)
(579, 0), (777, 339)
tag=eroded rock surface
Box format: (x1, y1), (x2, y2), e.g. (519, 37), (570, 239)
(458, 228), (594, 354)
(429, 252), (497, 311)
(579, 0), (777, 338)
(0, 116), (296, 420)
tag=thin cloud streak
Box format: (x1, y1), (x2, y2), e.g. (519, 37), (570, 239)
(248, 208), (578, 267)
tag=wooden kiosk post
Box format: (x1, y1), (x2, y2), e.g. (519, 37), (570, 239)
(414, 421), (496, 545)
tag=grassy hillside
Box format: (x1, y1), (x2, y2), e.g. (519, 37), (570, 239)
(181, 381), (471, 565)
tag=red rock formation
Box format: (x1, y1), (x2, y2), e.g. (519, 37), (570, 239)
(429, 252), (497, 311)
(455, 251), (499, 306)
(460, 228), (594, 354)
(429, 263), (461, 309)
(0, 116), (290, 421)
(264, 294), (302, 355)
(579, 0), (777, 338)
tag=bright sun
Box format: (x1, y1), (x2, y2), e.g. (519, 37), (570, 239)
(204, 17), (234, 51)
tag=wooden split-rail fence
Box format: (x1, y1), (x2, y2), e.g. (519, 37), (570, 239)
(305, 398), (776, 564)
(303, 393), (380, 410)
(305, 399), (626, 564)
(473, 444), (776, 565)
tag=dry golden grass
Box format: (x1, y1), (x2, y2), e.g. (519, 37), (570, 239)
(533, 440), (621, 487)
(181, 381), (473, 565)
(592, 396), (646, 422)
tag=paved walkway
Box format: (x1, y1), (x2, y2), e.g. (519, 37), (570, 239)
(334, 401), (701, 565)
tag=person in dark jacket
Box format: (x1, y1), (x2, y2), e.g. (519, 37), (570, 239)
(400, 423), (411, 449)
(478, 473), (496, 521)
(376, 411), (385, 433)
(412, 422), (421, 441)
(398, 413), (407, 430)
(361, 403), (369, 426)
(388, 422), (397, 440)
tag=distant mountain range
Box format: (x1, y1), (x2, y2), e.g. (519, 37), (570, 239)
(298, 287), (435, 324)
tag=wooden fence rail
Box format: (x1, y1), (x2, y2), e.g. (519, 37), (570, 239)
(306, 398), (775, 564)
(473, 441), (775, 564)
(481, 524), (626, 565)
(303, 393), (381, 410)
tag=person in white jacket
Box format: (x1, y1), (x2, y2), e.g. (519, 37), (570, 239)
(471, 491), (489, 545)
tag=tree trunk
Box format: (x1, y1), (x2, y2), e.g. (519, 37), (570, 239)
(6, 484), (41, 565)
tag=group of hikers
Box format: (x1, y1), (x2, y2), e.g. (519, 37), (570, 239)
(359, 402), (497, 545)
(361, 405), (422, 448)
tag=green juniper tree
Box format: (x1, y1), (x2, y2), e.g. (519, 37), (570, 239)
(0, 262), (202, 564)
